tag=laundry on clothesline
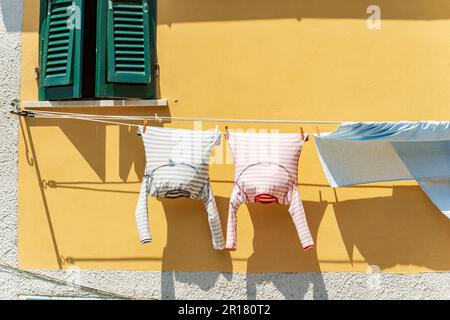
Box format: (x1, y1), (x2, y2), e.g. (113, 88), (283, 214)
(225, 131), (314, 251)
(315, 121), (450, 219)
(11, 108), (450, 249)
(135, 126), (225, 250)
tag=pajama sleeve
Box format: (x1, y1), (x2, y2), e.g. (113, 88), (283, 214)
(288, 186), (315, 250)
(201, 182), (225, 250)
(135, 176), (152, 244)
(225, 185), (244, 251)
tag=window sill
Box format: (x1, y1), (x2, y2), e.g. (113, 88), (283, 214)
(22, 99), (168, 109)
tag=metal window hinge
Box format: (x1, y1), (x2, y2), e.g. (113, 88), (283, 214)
(10, 110), (35, 117)
(155, 63), (160, 78)
(10, 99), (35, 118)
(35, 67), (40, 81)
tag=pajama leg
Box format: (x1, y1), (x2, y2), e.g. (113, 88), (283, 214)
(202, 183), (225, 250)
(135, 176), (152, 244)
(288, 187), (315, 250)
(225, 185), (244, 251)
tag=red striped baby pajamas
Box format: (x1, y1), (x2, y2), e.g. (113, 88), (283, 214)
(225, 131), (315, 251)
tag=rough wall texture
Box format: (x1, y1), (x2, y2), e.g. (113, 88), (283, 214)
(0, 0), (449, 300)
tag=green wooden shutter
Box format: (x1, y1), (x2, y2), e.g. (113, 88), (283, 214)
(96, 0), (156, 99)
(39, 0), (84, 100)
(42, 0), (76, 87)
(107, 0), (151, 84)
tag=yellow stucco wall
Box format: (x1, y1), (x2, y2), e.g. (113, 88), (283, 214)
(19, 0), (450, 272)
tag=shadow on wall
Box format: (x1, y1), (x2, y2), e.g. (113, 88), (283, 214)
(245, 201), (327, 273)
(159, 197), (328, 300)
(119, 124), (146, 182)
(18, 0), (450, 33)
(245, 201), (328, 299)
(158, 0), (450, 25)
(159, 197), (231, 299)
(0, 0), (23, 32)
(24, 106), (171, 181)
(161, 273), (329, 300)
(333, 186), (450, 271)
(246, 273), (329, 300)
(20, 117), (450, 298)
(57, 120), (107, 181)
(159, 197), (326, 272)
(160, 197), (232, 273)
(20, 108), (169, 268)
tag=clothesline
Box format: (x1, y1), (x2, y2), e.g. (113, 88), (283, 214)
(12, 109), (344, 129)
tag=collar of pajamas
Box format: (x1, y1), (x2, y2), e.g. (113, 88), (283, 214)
(135, 126), (225, 250)
(315, 121), (450, 218)
(225, 131), (315, 251)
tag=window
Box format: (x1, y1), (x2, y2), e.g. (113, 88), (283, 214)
(38, 0), (157, 100)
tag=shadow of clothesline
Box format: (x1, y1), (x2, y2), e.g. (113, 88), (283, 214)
(40, 179), (397, 195)
(210, 180), (397, 189)
(20, 118), (63, 268)
(42, 180), (141, 195)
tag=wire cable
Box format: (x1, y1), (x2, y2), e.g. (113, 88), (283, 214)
(0, 260), (157, 300)
(23, 109), (344, 126)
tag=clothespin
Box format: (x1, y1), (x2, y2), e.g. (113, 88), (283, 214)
(154, 113), (163, 123)
(315, 126), (320, 137)
(224, 126), (229, 140)
(300, 127), (309, 142)
(143, 119), (148, 133)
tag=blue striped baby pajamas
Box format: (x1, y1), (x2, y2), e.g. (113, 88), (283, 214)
(135, 126), (225, 250)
